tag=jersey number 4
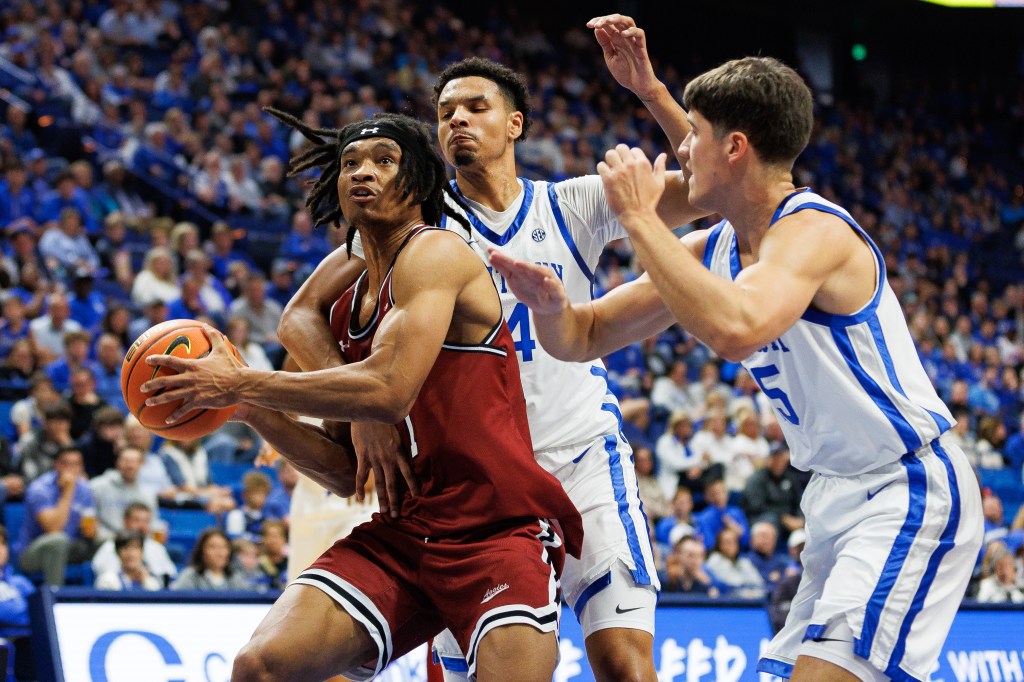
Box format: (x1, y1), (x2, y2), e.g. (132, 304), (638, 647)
(750, 364), (800, 425)
(508, 303), (536, 362)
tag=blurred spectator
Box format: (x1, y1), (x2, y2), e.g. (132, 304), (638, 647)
(96, 160), (153, 222)
(92, 501), (176, 585)
(1003, 414), (1024, 474)
(975, 415), (1008, 469)
(92, 445), (160, 539)
(77, 405), (125, 479)
(18, 401), (74, 483)
(29, 293), (84, 365)
(982, 492), (1009, 546)
(228, 274), (283, 349)
(170, 528), (250, 590)
(0, 522), (34, 677)
(93, 333), (128, 414)
(68, 268), (107, 333)
(67, 367), (109, 440)
(278, 209), (332, 278)
(976, 542), (1024, 603)
(94, 531), (162, 591)
(122, 415), (177, 501)
(0, 433), (23, 507)
(742, 443), (805, 537)
(650, 360), (695, 416)
(769, 530), (806, 634)
(264, 459), (297, 523)
(266, 260), (296, 309)
(694, 478), (750, 552)
(207, 222), (255, 281)
(633, 445), (671, 522)
(689, 407), (733, 484)
(705, 527), (766, 599)
(0, 339), (34, 402)
(0, 165), (35, 232)
(231, 537), (268, 590)
(157, 437), (236, 513)
(128, 298), (170, 342)
(0, 296), (31, 363)
(257, 519), (288, 590)
(9, 372), (59, 440)
(744, 521), (788, 593)
(0, 107), (36, 157)
(15, 446), (98, 586)
(39, 176), (99, 243)
(131, 246), (180, 307)
(99, 304), (134, 352)
(1, 222), (42, 292)
(659, 535), (719, 597)
(655, 410), (701, 499)
(44, 329), (95, 393)
(182, 249), (231, 315)
(226, 316), (273, 371)
(654, 487), (697, 549)
(225, 470), (275, 542)
(728, 407), (769, 492)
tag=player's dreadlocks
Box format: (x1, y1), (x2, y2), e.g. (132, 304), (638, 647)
(264, 108), (472, 256)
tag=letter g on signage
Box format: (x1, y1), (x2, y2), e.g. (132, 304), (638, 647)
(88, 630), (184, 682)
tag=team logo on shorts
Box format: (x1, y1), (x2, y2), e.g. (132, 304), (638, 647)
(531, 228), (546, 242)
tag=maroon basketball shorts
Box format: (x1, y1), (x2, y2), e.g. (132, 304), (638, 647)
(292, 517), (566, 680)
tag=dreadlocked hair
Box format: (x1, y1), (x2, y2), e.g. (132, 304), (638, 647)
(264, 107), (472, 256)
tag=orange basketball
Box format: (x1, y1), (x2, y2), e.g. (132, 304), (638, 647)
(121, 319), (241, 440)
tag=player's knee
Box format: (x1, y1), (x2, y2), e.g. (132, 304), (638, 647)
(587, 638), (656, 682)
(231, 642), (279, 682)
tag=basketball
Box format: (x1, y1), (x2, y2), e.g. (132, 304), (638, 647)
(121, 319), (241, 440)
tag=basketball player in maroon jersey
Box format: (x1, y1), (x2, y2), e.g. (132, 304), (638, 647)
(142, 113), (584, 681)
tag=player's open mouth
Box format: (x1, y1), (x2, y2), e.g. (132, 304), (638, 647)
(349, 187), (376, 202)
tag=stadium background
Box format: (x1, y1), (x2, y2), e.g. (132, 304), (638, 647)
(0, 0), (1023, 679)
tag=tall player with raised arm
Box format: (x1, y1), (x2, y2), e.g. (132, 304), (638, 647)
(276, 15), (706, 682)
(490, 55), (984, 682)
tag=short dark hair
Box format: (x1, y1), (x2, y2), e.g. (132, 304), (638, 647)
(432, 57), (533, 141)
(114, 530), (145, 554)
(123, 501), (152, 520)
(44, 401), (73, 422)
(683, 56), (813, 167)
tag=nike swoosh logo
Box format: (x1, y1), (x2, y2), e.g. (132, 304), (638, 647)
(867, 481), (896, 500)
(615, 604), (643, 614)
(149, 334), (191, 381)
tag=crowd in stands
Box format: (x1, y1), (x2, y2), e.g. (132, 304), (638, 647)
(0, 3), (1023, 670)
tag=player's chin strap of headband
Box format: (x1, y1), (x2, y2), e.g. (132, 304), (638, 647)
(339, 122), (418, 156)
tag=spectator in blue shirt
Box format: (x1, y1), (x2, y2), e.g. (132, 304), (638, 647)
(68, 268), (108, 333)
(278, 209), (331, 278)
(0, 296), (30, 363)
(1003, 414), (1024, 473)
(207, 221), (256, 281)
(744, 521), (790, 594)
(15, 446), (98, 586)
(92, 333), (127, 414)
(695, 478), (750, 552)
(0, 523), (34, 630)
(0, 165), (36, 226)
(263, 459), (296, 522)
(38, 172), (99, 236)
(44, 329), (97, 393)
(266, 260), (296, 309)
(0, 107), (37, 156)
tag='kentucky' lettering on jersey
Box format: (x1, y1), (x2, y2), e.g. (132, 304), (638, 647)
(701, 190), (954, 476)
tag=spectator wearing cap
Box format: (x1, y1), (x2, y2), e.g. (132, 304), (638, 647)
(68, 267), (108, 333)
(207, 221), (256, 281)
(94, 531), (162, 591)
(43, 329), (96, 393)
(0, 164), (36, 226)
(91, 446), (161, 539)
(266, 259), (296, 309)
(131, 247), (181, 307)
(0, 295), (30, 362)
(77, 405), (124, 478)
(15, 446), (98, 586)
(38, 206), (100, 278)
(742, 443), (805, 539)
(38, 170), (99, 236)
(93, 333), (127, 414)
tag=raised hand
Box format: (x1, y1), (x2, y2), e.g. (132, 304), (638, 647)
(587, 14), (660, 100)
(487, 248), (569, 316)
(142, 326), (245, 424)
(351, 421), (418, 517)
(597, 145), (668, 222)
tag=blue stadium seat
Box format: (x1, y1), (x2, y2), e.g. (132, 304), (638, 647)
(161, 508), (219, 560)
(2, 502), (24, 537)
(0, 402), (16, 443)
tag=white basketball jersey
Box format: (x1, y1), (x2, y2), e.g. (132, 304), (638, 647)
(441, 176), (625, 452)
(702, 189), (954, 476)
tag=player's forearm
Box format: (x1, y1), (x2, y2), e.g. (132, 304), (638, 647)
(241, 406), (357, 497)
(622, 210), (762, 361)
(233, 359), (412, 424)
(531, 302), (598, 363)
(278, 303), (344, 372)
(638, 81), (690, 163)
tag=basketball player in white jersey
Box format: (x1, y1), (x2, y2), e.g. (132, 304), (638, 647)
(277, 15), (705, 681)
(490, 46), (984, 682)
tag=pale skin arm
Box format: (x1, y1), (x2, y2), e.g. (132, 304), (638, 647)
(37, 472), (77, 533)
(588, 13), (704, 228)
(276, 243), (417, 512)
(597, 145), (859, 362)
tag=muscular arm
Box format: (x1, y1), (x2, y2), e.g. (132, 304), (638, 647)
(145, 231), (480, 425)
(278, 247), (366, 372)
(236, 405), (357, 497)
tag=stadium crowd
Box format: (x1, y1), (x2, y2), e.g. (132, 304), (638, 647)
(0, 1), (1023, 672)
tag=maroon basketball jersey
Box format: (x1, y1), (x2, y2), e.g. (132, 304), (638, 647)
(328, 226), (583, 557)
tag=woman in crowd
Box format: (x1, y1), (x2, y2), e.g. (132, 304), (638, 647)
(171, 528), (251, 591)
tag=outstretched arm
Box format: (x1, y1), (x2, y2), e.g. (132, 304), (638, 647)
(589, 13), (704, 227)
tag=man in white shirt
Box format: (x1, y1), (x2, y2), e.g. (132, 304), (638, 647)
(92, 501), (176, 586)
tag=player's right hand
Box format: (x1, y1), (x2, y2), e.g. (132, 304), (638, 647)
(487, 249), (570, 316)
(587, 14), (660, 100)
(351, 422), (418, 517)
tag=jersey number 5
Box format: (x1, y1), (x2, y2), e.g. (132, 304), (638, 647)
(750, 364), (800, 425)
(508, 303), (536, 362)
